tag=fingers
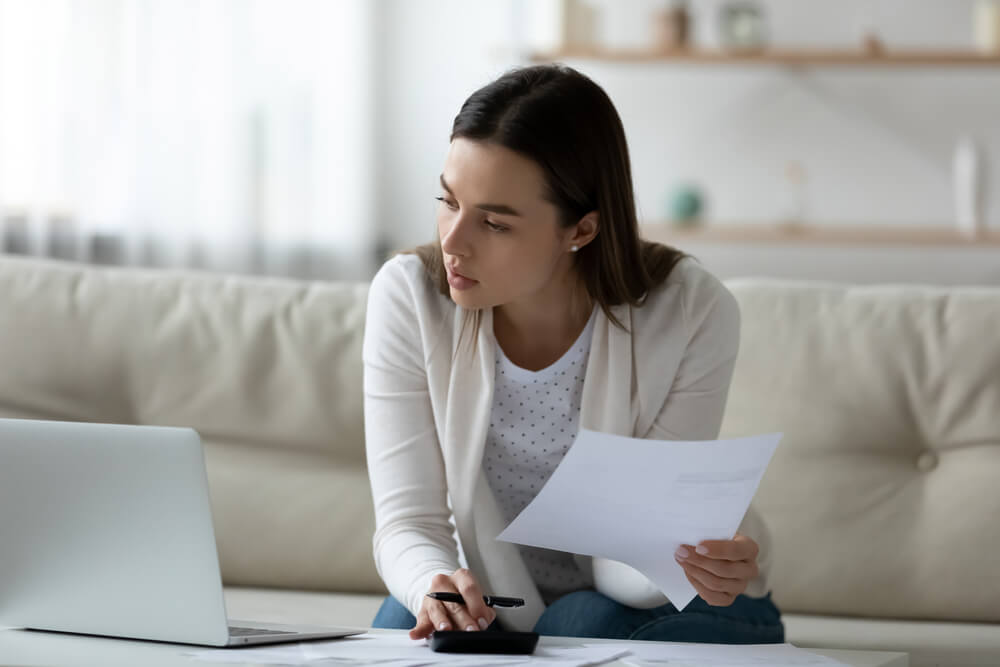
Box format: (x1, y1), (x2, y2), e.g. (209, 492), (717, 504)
(413, 569), (496, 639)
(681, 565), (738, 607)
(674, 542), (751, 607)
(692, 534), (759, 561)
(441, 598), (479, 633)
(681, 558), (745, 596)
(453, 568), (495, 630)
(409, 608), (434, 640)
(427, 572), (471, 632)
(676, 545), (758, 581)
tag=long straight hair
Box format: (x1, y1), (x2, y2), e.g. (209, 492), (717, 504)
(402, 64), (689, 343)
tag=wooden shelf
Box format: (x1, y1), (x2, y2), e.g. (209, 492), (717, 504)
(530, 47), (1000, 67)
(641, 223), (1000, 247)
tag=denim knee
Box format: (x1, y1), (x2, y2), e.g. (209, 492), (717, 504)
(371, 595), (416, 630)
(534, 589), (784, 643)
(630, 593), (784, 644)
(534, 590), (634, 639)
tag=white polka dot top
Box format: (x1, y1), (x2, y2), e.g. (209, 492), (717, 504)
(484, 307), (597, 605)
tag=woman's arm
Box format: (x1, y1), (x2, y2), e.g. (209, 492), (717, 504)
(592, 276), (769, 608)
(363, 259), (461, 616)
(643, 277), (741, 443)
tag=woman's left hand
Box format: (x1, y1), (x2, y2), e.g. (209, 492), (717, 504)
(674, 533), (759, 607)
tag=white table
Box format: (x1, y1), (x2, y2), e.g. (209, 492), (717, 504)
(0, 626), (908, 666)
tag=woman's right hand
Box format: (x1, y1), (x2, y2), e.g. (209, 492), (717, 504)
(409, 568), (497, 640)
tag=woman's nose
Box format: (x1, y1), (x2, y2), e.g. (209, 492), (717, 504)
(440, 215), (473, 257)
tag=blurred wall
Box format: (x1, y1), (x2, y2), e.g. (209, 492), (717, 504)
(374, 0), (1000, 283)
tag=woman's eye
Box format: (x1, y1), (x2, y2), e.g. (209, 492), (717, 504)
(484, 220), (507, 233)
(435, 196), (458, 210)
(436, 196), (507, 232)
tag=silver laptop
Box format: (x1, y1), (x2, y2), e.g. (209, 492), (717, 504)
(0, 417), (366, 647)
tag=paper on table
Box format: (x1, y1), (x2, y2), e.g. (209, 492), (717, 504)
(592, 641), (851, 666)
(187, 632), (441, 664)
(533, 646), (632, 665)
(497, 429), (782, 610)
(187, 636), (845, 667)
(186, 632), (627, 666)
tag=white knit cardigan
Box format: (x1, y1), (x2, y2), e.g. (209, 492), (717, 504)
(362, 254), (771, 632)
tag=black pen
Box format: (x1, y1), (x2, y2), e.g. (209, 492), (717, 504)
(426, 592), (525, 608)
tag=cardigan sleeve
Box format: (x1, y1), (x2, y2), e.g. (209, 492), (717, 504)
(363, 258), (460, 617)
(643, 273), (741, 442)
(592, 273), (772, 607)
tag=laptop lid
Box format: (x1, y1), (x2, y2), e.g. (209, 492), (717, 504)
(0, 417), (232, 646)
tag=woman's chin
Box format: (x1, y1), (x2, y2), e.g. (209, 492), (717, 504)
(449, 288), (490, 310)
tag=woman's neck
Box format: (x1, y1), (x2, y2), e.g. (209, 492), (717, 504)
(492, 277), (593, 372)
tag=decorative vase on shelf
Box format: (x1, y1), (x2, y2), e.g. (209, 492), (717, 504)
(780, 160), (808, 229)
(667, 184), (705, 228)
(974, 0), (1000, 53)
(718, 1), (767, 52)
(953, 136), (987, 239)
(653, 1), (691, 52)
(525, 0), (598, 53)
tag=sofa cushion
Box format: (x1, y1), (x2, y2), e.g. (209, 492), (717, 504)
(722, 278), (1000, 624)
(204, 439), (383, 593)
(0, 254), (384, 593)
(784, 613), (1000, 667)
(223, 586), (384, 629)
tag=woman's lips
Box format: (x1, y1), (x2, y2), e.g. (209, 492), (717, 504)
(446, 267), (479, 290)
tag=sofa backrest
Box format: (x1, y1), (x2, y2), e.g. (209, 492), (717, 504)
(0, 254), (384, 594)
(4, 254), (999, 622)
(722, 278), (1000, 623)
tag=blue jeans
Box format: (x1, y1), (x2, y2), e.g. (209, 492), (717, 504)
(372, 590), (784, 643)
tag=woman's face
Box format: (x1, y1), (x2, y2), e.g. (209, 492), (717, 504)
(437, 138), (577, 311)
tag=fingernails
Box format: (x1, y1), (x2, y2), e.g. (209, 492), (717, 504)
(478, 617), (488, 630)
(466, 625), (475, 632)
(675, 546), (689, 559)
(438, 622), (449, 630)
(696, 545), (709, 555)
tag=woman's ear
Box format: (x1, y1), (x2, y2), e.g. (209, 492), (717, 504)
(568, 211), (599, 251)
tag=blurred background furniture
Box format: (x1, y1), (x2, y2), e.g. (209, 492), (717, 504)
(1, 253), (997, 666)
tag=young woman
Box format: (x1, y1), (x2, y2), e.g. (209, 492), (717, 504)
(363, 64), (783, 643)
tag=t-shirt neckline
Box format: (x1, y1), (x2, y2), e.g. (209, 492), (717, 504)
(495, 306), (597, 384)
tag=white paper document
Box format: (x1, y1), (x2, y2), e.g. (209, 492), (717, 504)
(186, 634), (846, 667)
(496, 428), (782, 610)
(187, 631), (629, 665)
(187, 632), (427, 664)
(601, 641), (850, 666)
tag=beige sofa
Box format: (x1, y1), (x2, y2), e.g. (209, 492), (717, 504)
(1, 253), (997, 666)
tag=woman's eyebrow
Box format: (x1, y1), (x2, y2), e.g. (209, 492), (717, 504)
(439, 174), (523, 217)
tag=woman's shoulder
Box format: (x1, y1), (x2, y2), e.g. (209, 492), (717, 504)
(372, 252), (426, 283)
(371, 253), (442, 298)
(662, 255), (728, 294)
(368, 253), (455, 320)
(637, 255), (740, 338)
(646, 255), (735, 307)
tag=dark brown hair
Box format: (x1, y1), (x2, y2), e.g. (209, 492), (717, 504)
(402, 63), (689, 333)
